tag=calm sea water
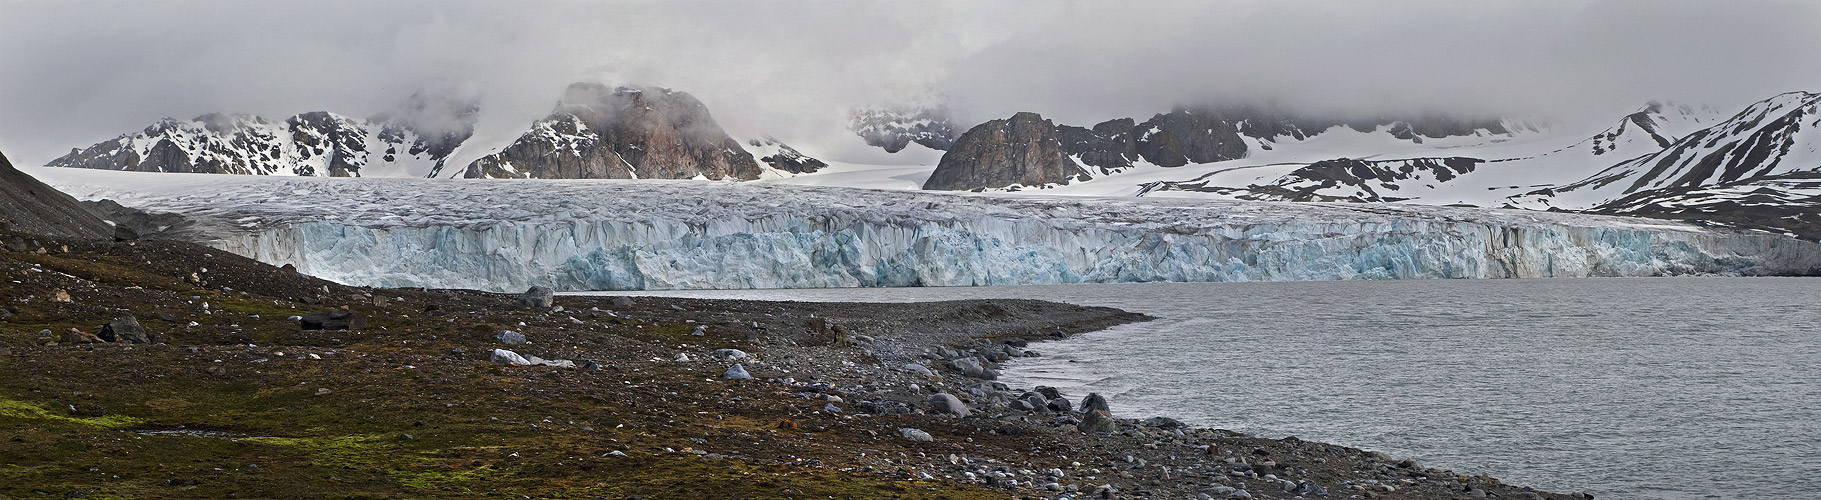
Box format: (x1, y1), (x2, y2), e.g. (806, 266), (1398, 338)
(582, 278), (1821, 499)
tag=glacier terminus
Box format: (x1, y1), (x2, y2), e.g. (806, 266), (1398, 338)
(33, 167), (1821, 292)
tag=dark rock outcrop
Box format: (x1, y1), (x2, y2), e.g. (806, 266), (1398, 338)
(465, 84), (762, 180)
(0, 149), (114, 239)
(923, 112), (1087, 191)
(748, 137), (828, 174)
(915, 103), (1514, 175)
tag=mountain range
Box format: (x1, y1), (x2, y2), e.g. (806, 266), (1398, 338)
(42, 85), (1821, 240)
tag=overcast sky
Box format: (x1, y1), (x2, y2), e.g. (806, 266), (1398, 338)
(3, 0), (1819, 166)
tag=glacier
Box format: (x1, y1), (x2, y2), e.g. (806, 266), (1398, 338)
(30, 167), (1821, 292)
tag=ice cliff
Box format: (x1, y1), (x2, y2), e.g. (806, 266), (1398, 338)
(32, 168), (1821, 291)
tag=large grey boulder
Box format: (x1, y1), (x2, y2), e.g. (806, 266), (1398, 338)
(1079, 392), (1110, 413)
(928, 393), (970, 417)
(97, 316), (149, 344)
(518, 286), (554, 308)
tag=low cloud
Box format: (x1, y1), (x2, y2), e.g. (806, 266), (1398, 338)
(3, 0), (1817, 166)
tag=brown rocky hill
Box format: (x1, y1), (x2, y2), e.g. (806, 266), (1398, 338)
(923, 112), (1087, 191)
(465, 84), (763, 180)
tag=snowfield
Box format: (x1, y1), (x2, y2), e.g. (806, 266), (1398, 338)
(30, 167), (1821, 292)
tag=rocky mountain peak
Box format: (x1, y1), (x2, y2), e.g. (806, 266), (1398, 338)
(923, 112), (1086, 191)
(47, 94), (478, 178)
(849, 104), (961, 152)
(464, 83), (761, 180)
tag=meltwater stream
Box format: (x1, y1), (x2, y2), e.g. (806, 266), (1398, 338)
(587, 278), (1821, 499)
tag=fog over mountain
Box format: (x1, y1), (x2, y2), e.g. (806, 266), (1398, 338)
(3, 1), (1819, 167)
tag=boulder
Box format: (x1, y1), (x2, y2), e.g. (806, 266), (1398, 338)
(61, 329), (101, 344)
(899, 427), (934, 442)
(609, 296), (634, 307)
(299, 309), (366, 330)
(928, 393), (970, 417)
(901, 363), (934, 377)
(518, 286), (554, 308)
(1079, 392), (1110, 413)
(723, 364), (753, 380)
(98, 316), (150, 343)
(1035, 386), (1063, 400)
(1046, 397), (1072, 413)
(711, 349), (749, 362)
(490, 349), (532, 365)
(1078, 409), (1117, 434)
(496, 330), (527, 344)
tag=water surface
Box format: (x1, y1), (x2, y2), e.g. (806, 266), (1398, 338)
(582, 278), (1821, 499)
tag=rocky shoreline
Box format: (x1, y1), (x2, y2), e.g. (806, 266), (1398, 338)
(0, 230), (1591, 499)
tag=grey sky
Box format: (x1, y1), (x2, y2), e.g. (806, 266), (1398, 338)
(3, 0), (1818, 166)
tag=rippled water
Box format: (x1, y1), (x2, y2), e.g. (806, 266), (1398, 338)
(584, 278), (1821, 499)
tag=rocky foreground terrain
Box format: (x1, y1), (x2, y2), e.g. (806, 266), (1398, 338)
(0, 225), (1592, 499)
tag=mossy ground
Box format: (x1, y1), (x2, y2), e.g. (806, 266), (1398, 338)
(0, 233), (1026, 499)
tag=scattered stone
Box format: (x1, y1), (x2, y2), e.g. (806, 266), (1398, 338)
(1078, 409), (1117, 434)
(691, 325), (707, 336)
(299, 309), (366, 331)
(609, 296), (634, 307)
(822, 403), (840, 413)
(517, 286), (554, 308)
(1080, 392), (1110, 413)
(490, 349), (533, 366)
(61, 329), (101, 344)
(928, 393), (970, 417)
(50, 289), (72, 303)
(581, 360), (601, 370)
(723, 364), (752, 380)
(1292, 480), (1328, 497)
(902, 363), (934, 377)
(314, 388), (332, 396)
(899, 428), (934, 442)
(1143, 416), (1185, 429)
(496, 330), (527, 345)
(711, 349), (749, 362)
(205, 365), (227, 377)
(98, 316), (149, 344)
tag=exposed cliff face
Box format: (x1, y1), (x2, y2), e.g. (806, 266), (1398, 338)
(466, 84), (761, 180)
(46, 94), (478, 178)
(0, 150), (114, 239)
(923, 112), (1087, 191)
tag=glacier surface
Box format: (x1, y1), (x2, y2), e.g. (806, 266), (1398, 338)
(31, 168), (1821, 292)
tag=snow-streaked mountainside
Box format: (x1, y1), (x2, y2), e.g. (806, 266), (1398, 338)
(848, 104), (961, 153)
(47, 93), (478, 178)
(30, 167), (1821, 291)
(1513, 92), (1821, 210)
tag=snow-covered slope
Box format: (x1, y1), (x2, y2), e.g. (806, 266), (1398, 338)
(31, 167), (1821, 291)
(1103, 102), (1723, 206)
(1512, 92), (1821, 210)
(47, 94), (478, 178)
